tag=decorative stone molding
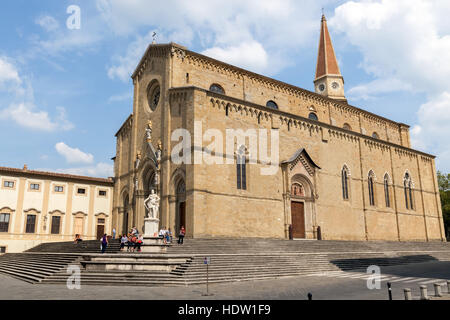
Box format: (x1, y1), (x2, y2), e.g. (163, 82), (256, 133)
(48, 210), (65, 215)
(23, 208), (41, 214)
(72, 211), (88, 216)
(95, 212), (109, 217)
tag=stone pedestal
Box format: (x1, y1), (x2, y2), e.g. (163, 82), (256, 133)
(141, 236), (170, 253)
(144, 217), (159, 237)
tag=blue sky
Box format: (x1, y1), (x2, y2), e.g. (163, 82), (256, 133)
(0, 0), (449, 177)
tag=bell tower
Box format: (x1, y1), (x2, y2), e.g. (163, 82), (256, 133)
(314, 14), (347, 103)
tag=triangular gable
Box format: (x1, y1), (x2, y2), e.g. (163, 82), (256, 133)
(282, 148), (321, 176)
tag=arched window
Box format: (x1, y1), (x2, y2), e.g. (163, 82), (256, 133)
(342, 166), (349, 200)
(372, 132), (379, 139)
(236, 146), (247, 190)
(209, 84), (225, 95)
(404, 173), (414, 210)
(308, 112), (318, 121)
(343, 123), (352, 131)
(368, 171), (375, 206)
(291, 183), (304, 197)
(176, 180), (186, 195)
(266, 100), (278, 109)
(384, 174), (390, 208)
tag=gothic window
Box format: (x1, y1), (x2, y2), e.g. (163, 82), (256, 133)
(308, 112), (318, 121)
(372, 132), (379, 139)
(342, 166), (350, 200)
(266, 100), (278, 109)
(343, 123), (352, 131)
(368, 171), (375, 206)
(236, 146), (247, 190)
(209, 84), (225, 95)
(384, 174), (390, 208)
(404, 173), (414, 210)
(177, 180), (186, 195)
(291, 183), (305, 197)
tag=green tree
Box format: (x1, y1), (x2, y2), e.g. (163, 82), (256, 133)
(437, 171), (450, 239)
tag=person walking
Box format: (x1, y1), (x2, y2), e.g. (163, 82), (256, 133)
(112, 228), (116, 240)
(178, 226), (185, 245)
(101, 233), (108, 254)
(120, 234), (127, 251)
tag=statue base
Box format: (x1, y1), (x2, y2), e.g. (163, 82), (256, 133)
(144, 217), (159, 238)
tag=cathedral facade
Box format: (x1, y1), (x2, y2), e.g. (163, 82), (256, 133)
(112, 16), (445, 242)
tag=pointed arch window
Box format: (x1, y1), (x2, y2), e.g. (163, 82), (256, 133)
(308, 112), (318, 121)
(341, 166), (350, 200)
(384, 174), (390, 208)
(368, 171), (375, 206)
(236, 146), (247, 190)
(404, 173), (414, 210)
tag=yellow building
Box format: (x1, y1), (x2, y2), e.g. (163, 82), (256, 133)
(112, 15), (444, 242)
(0, 165), (114, 253)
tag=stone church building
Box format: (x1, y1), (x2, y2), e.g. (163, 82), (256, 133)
(112, 15), (445, 242)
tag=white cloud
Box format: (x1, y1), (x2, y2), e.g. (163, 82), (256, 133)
(330, 0), (450, 171)
(202, 42), (269, 74)
(55, 142), (94, 164)
(107, 30), (159, 82)
(0, 57), (21, 85)
(35, 15), (60, 32)
(0, 56), (74, 131)
(0, 103), (74, 132)
(38, 162), (113, 178)
(99, 0), (327, 81)
(348, 78), (413, 101)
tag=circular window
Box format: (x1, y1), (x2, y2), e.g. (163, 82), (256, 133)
(318, 84), (325, 92)
(147, 81), (160, 112)
(332, 82), (339, 89)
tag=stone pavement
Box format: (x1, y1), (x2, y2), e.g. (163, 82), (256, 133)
(1, 260), (449, 300)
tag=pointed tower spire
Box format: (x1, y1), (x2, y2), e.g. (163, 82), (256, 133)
(314, 14), (347, 103)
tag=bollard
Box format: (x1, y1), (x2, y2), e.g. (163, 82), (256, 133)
(307, 293), (312, 300)
(420, 285), (428, 300)
(387, 282), (393, 300)
(447, 280), (450, 294)
(434, 283), (442, 297)
(404, 288), (412, 300)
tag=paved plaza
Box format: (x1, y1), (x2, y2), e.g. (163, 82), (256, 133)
(1, 261), (450, 300)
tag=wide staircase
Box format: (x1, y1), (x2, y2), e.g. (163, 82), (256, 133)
(0, 253), (81, 283)
(27, 239), (122, 254)
(1, 238), (450, 287)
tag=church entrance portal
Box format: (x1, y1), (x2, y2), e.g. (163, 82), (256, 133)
(291, 201), (306, 238)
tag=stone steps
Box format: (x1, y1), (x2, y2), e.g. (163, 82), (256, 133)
(2, 238), (449, 287)
(0, 253), (81, 283)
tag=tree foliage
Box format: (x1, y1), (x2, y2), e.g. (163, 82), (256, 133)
(437, 171), (450, 238)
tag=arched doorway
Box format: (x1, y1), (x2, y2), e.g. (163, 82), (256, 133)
(289, 175), (315, 239)
(176, 180), (186, 236)
(123, 194), (129, 234)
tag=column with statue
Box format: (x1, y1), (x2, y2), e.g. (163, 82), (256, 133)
(142, 121), (164, 242)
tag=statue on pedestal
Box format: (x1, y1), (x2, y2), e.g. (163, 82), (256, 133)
(144, 189), (160, 219)
(146, 121), (153, 143)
